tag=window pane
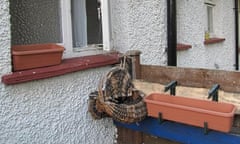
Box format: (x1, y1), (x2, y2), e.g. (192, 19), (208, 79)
(10, 0), (62, 45)
(86, 0), (102, 45)
(71, 0), (102, 48)
(71, 0), (88, 48)
(207, 6), (213, 33)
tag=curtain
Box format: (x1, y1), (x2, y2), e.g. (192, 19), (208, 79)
(71, 0), (87, 48)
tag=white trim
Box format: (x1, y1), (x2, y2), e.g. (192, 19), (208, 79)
(60, 0), (73, 56)
(60, 0), (112, 58)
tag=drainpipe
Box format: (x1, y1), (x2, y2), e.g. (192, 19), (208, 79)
(235, 0), (239, 70)
(167, 0), (177, 66)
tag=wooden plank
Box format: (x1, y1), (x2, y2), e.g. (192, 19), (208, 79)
(143, 134), (180, 144)
(117, 126), (180, 144)
(140, 65), (240, 93)
(117, 126), (143, 144)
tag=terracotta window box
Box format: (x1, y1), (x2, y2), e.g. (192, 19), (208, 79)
(204, 38), (225, 45)
(144, 93), (236, 133)
(12, 43), (64, 71)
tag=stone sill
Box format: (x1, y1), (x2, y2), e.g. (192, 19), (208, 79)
(177, 43), (192, 51)
(1, 52), (121, 85)
(204, 38), (225, 45)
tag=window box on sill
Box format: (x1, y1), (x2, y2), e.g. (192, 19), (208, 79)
(177, 43), (192, 51)
(12, 43), (64, 71)
(204, 38), (225, 45)
(2, 52), (121, 85)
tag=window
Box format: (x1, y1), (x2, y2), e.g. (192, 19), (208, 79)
(71, 0), (102, 48)
(205, 0), (215, 38)
(61, 0), (112, 57)
(206, 4), (213, 33)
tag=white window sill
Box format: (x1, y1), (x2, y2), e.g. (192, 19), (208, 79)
(62, 44), (111, 59)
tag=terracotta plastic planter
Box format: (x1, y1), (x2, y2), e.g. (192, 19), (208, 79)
(144, 93), (236, 133)
(12, 43), (64, 71)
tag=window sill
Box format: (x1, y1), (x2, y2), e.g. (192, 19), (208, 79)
(177, 43), (192, 51)
(2, 52), (121, 85)
(204, 38), (225, 45)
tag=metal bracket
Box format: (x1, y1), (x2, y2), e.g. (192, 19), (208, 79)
(208, 84), (220, 102)
(164, 80), (178, 96)
(204, 122), (209, 135)
(158, 112), (164, 124)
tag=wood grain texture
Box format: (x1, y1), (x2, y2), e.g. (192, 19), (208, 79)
(117, 126), (143, 144)
(117, 126), (180, 144)
(140, 65), (240, 93)
(143, 134), (179, 144)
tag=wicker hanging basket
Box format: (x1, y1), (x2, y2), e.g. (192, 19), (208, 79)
(88, 91), (109, 119)
(88, 57), (147, 123)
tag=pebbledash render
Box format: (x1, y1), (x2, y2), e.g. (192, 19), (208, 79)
(0, 0), (237, 144)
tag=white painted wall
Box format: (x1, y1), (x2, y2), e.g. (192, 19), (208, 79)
(111, 0), (236, 70)
(111, 0), (168, 66)
(0, 69), (116, 144)
(177, 0), (236, 70)
(0, 0), (11, 76)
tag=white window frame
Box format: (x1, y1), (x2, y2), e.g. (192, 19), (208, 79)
(60, 0), (112, 58)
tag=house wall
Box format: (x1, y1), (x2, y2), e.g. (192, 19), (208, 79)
(10, 0), (62, 45)
(111, 0), (168, 66)
(177, 0), (236, 70)
(0, 1), (115, 144)
(0, 0), (11, 75)
(0, 68), (116, 144)
(111, 0), (236, 70)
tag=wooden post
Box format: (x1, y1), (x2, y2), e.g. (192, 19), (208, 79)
(117, 126), (143, 144)
(126, 50), (142, 79)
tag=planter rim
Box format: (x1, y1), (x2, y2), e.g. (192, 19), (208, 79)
(12, 44), (64, 56)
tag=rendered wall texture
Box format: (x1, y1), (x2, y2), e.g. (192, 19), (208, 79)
(0, 67), (116, 144)
(111, 0), (168, 66)
(10, 0), (62, 45)
(0, 0), (11, 76)
(111, 0), (235, 70)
